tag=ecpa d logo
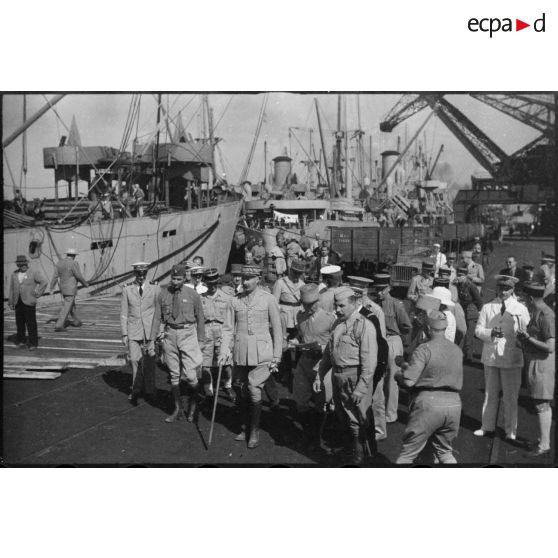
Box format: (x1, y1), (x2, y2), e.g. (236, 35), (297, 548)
(468, 13), (546, 37)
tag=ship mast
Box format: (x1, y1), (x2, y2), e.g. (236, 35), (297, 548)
(154, 93), (162, 202)
(314, 98), (331, 192)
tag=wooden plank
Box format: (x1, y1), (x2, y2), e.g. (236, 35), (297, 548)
(3, 364), (68, 371)
(4, 370), (62, 380)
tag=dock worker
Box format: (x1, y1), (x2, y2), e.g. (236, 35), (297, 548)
(407, 260), (434, 304)
(200, 268), (236, 402)
(218, 265), (282, 449)
(461, 250), (484, 293)
(474, 275), (530, 441)
(8, 254), (48, 351)
(315, 286), (378, 465)
(288, 283), (336, 448)
(120, 262), (159, 405)
(151, 264), (205, 423)
(455, 266), (483, 362)
(318, 265), (343, 312)
(370, 273), (412, 425)
(49, 247), (90, 332)
(517, 282), (555, 457)
(395, 310), (464, 464)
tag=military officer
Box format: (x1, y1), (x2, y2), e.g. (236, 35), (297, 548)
(151, 264), (205, 423)
(49, 247), (90, 331)
(395, 310), (464, 464)
(318, 264), (343, 313)
(120, 262), (159, 405)
(370, 273), (412, 425)
(190, 265), (208, 294)
(315, 286), (378, 464)
(407, 260), (434, 304)
(230, 263), (244, 295)
(288, 283), (336, 448)
(455, 265), (483, 362)
(517, 282), (555, 457)
(200, 268), (235, 402)
(461, 250), (484, 293)
(218, 265), (282, 449)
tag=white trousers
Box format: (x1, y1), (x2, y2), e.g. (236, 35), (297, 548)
(481, 366), (522, 437)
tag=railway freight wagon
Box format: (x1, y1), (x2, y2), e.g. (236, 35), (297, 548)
(330, 223), (484, 287)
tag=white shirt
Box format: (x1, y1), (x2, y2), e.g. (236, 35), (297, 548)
(17, 271), (26, 284)
(474, 295), (530, 368)
(443, 309), (456, 343)
(434, 252), (447, 274)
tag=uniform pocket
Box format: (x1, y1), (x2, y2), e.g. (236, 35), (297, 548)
(256, 337), (273, 362)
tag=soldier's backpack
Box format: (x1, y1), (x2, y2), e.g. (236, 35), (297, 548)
(358, 307), (390, 393)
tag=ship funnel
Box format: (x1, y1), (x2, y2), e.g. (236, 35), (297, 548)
(381, 150), (400, 198)
(272, 154), (292, 190)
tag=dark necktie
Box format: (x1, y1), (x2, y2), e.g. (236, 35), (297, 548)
(501, 301), (506, 315)
(139, 284), (143, 297)
(172, 289), (181, 320)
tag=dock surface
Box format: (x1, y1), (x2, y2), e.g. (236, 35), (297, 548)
(2, 239), (555, 466)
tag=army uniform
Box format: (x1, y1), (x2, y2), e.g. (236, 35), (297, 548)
(273, 269), (305, 345)
(396, 311), (464, 464)
(407, 262), (434, 304)
(318, 265), (343, 313)
(120, 262), (159, 403)
(200, 270), (234, 399)
(151, 266), (205, 422)
(318, 286), (378, 464)
(456, 268), (483, 360)
(220, 266), (282, 448)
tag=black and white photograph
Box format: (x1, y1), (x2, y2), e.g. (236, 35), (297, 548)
(2, 92), (556, 466)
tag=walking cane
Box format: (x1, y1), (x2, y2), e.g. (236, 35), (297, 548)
(208, 364), (224, 447)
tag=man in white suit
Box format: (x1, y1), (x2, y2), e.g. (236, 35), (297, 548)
(121, 262), (160, 404)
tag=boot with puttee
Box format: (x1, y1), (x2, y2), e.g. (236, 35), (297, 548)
(248, 402), (263, 449)
(165, 385), (185, 422)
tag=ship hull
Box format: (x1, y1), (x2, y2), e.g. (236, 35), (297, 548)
(3, 201), (242, 301)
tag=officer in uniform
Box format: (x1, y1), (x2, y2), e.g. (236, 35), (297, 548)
(517, 282), (555, 457)
(461, 250), (484, 293)
(288, 284), (336, 448)
(315, 286), (378, 464)
(49, 247), (90, 331)
(370, 273), (412, 425)
(395, 310), (464, 464)
(151, 264), (205, 423)
(407, 260), (434, 304)
(318, 265), (343, 313)
(190, 265), (208, 294)
(120, 262), (159, 405)
(218, 265), (282, 449)
(200, 268), (236, 402)
(455, 265), (483, 362)
(230, 263), (244, 295)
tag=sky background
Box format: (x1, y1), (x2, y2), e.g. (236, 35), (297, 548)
(2, 92), (542, 200)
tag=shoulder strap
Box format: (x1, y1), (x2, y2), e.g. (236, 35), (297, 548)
(281, 277), (301, 304)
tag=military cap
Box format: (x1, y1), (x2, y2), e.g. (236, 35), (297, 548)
(241, 265), (261, 277)
(522, 261), (535, 270)
(15, 254), (28, 265)
(231, 263), (243, 275)
(431, 286), (455, 307)
(320, 264), (342, 276)
(447, 252), (457, 260)
(171, 264), (187, 277)
(184, 260), (195, 269)
(347, 276), (374, 295)
(371, 274), (391, 289)
(67, 247), (78, 255)
(495, 274), (519, 288)
(433, 277), (450, 288)
(422, 260), (435, 271)
(190, 265), (205, 275)
(290, 258), (306, 273)
(416, 294), (441, 312)
(438, 266), (452, 277)
(433, 242), (441, 248)
(333, 286), (355, 303)
(461, 250), (473, 258)
(541, 253), (555, 263)
(204, 268), (219, 283)
(300, 284), (320, 304)
(522, 282), (546, 297)
(456, 266), (469, 275)
(132, 261), (150, 271)
(427, 310), (448, 330)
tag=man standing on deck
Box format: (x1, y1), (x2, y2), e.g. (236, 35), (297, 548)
(151, 264), (205, 423)
(120, 262), (159, 405)
(50, 248), (90, 332)
(8, 255), (48, 351)
(131, 183), (145, 217)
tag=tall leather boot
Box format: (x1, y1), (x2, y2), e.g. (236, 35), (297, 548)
(235, 397), (249, 441)
(348, 429), (364, 465)
(187, 383), (201, 422)
(165, 385), (185, 422)
(248, 402), (263, 449)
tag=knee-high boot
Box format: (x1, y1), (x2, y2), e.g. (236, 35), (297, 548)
(165, 384), (185, 422)
(248, 402), (263, 449)
(187, 383), (201, 422)
(235, 397), (250, 441)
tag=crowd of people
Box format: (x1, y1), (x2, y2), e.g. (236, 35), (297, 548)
(7, 231), (555, 464)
